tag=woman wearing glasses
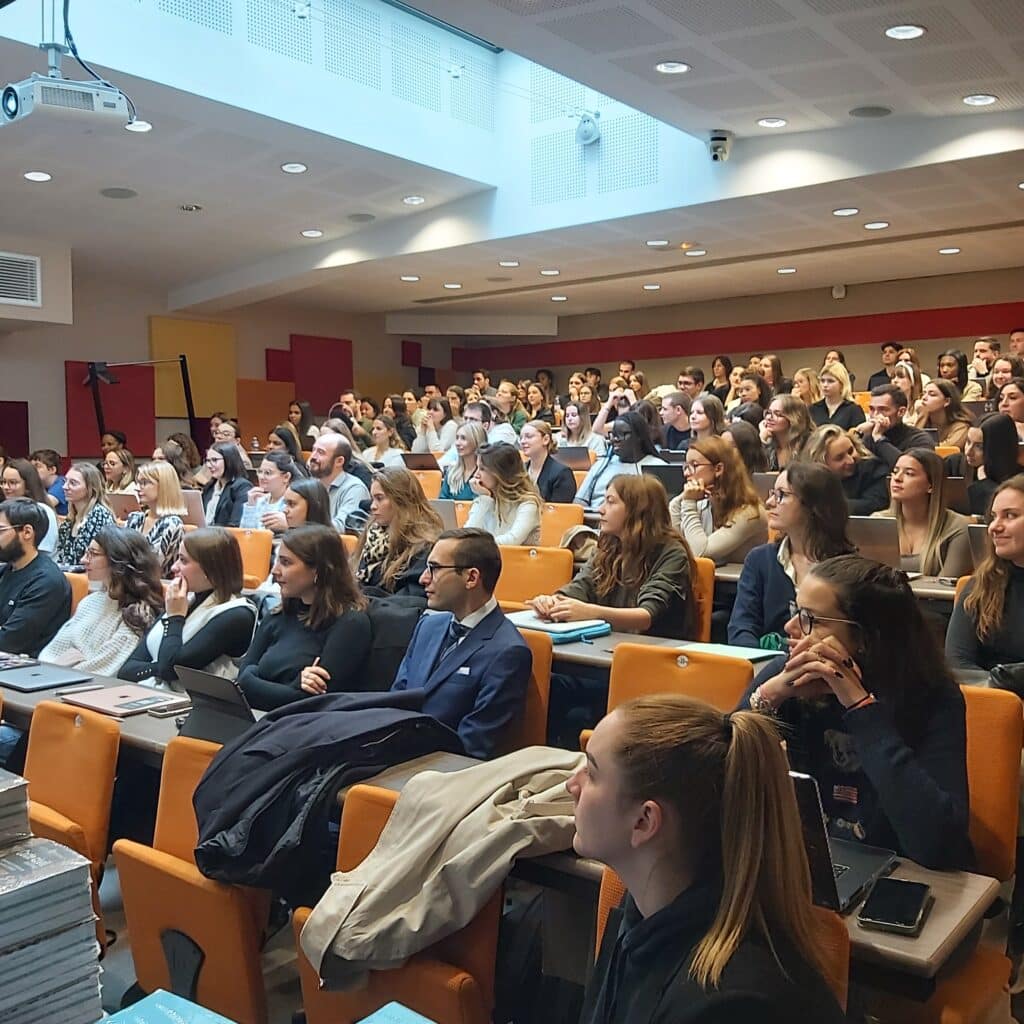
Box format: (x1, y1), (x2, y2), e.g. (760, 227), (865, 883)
(102, 448), (137, 496)
(760, 395), (812, 470)
(124, 461), (187, 577)
(201, 443), (252, 528)
(239, 451), (303, 534)
(668, 437), (766, 565)
(742, 555), (971, 870)
(728, 462), (854, 649)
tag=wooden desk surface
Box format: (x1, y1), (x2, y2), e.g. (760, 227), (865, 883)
(547, 632), (775, 670)
(714, 564), (956, 602)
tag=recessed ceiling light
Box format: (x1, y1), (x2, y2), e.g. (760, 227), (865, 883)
(403, 194), (426, 205)
(124, 119), (152, 133)
(400, 275), (420, 282)
(757, 117), (787, 128)
(832, 207), (859, 216)
(864, 220), (889, 230)
(938, 247), (961, 255)
(1018, 181), (1024, 190)
(684, 248), (707, 257)
(539, 268), (560, 276)
(645, 239), (670, 248)
(280, 162), (307, 174)
(885, 24), (926, 40)
(551, 295), (568, 302)
(180, 203), (203, 212)
(655, 60), (691, 75)
(23, 171), (51, 182)
(963, 94), (997, 106)
(777, 267), (797, 274)
(643, 283), (661, 291)
(348, 212), (376, 223)
(849, 105), (892, 118)
(442, 282), (462, 289)
(498, 259), (520, 268)
(300, 229), (323, 238)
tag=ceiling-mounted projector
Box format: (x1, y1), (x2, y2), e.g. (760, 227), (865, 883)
(2, 73), (129, 125)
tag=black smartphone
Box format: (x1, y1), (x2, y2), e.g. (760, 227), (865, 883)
(857, 877), (932, 936)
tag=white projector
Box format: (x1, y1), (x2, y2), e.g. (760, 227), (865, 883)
(1, 74), (129, 125)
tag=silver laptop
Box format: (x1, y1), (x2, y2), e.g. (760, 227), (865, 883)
(551, 447), (591, 471)
(430, 499), (459, 532)
(751, 471), (779, 502)
(401, 453), (441, 471)
(175, 665), (257, 745)
(847, 515), (901, 569)
(641, 464), (684, 498)
(108, 493), (141, 520)
(790, 772), (897, 914)
(944, 476), (969, 517)
(182, 490), (206, 527)
(968, 523), (991, 568)
(0, 664), (92, 692)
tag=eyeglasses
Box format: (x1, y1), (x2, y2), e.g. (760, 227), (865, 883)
(684, 460), (714, 473)
(82, 547), (106, 561)
(0, 525), (15, 534)
(767, 488), (795, 505)
(788, 602), (860, 637)
(424, 562), (468, 580)
(764, 409), (789, 421)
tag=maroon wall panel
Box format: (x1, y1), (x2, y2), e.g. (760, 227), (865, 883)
(265, 348), (294, 382)
(0, 402), (30, 458)
(65, 361), (155, 457)
(289, 334), (353, 416)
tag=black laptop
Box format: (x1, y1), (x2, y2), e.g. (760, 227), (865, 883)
(174, 666), (257, 744)
(551, 447), (592, 471)
(790, 771), (897, 913)
(641, 464), (685, 499)
(401, 453), (441, 471)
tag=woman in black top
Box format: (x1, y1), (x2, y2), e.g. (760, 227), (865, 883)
(956, 414), (1021, 518)
(238, 524), (371, 710)
(804, 424), (890, 515)
(722, 420), (768, 475)
(120, 527), (256, 687)
(266, 426), (302, 461)
(524, 383), (555, 425)
(810, 362), (865, 430)
(572, 694), (844, 1024)
(201, 443), (252, 527)
(744, 555), (972, 870)
(519, 420), (576, 503)
(703, 354), (732, 403)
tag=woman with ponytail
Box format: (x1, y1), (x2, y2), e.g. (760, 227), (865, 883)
(571, 694), (844, 1023)
(743, 554), (972, 870)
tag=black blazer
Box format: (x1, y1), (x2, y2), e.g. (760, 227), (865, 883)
(535, 455), (577, 503)
(810, 398), (866, 430)
(201, 477), (252, 527)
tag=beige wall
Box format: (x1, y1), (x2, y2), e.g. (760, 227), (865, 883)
(0, 235), (73, 328)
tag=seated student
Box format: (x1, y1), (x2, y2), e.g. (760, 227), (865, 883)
(728, 463), (854, 649)
(874, 449), (972, 578)
(461, 399), (518, 448)
(520, 420), (577, 503)
(761, 395), (812, 470)
(658, 391), (692, 451)
(810, 362), (865, 430)
(804, 424), (890, 515)
(152, 439), (197, 490)
(201, 443), (252, 528)
(100, 429), (127, 456)
(936, 349), (984, 403)
(688, 394), (725, 442)
(40, 526), (164, 676)
(306, 432), (371, 533)
(759, 353), (791, 397)
(531, 474), (697, 640)
(125, 461), (186, 577)
(559, 401), (607, 457)
(524, 382), (555, 425)
(0, 499), (71, 655)
(855, 384), (935, 468)
(239, 451), (301, 534)
(265, 425), (302, 462)
(238, 525), (371, 711)
(212, 418), (254, 470)
(574, 696), (846, 1024)
(735, 370), (772, 410)
(989, 355), (1024, 399)
(356, 467), (442, 598)
(360, 416), (407, 469)
(790, 366), (821, 405)
(465, 442), (542, 546)
(288, 398), (320, 444)
(892, 361), (924, 423)
(722, 419), (768, 475)
(997, 377), (1024, 440)
(391, 528), (531, 759)
(103, 447), (137, 496)
(744, 555), (972, 870)
(907, 380), (973, 450)
(946, 475), (1024, 671)
(55, 463), (116, 570)
(955, 414), (1021, 518)
(120, 527), (256, 687)
(1, 459), (59, 557)
(574, 412), (666, 511)
(412, 398), (459, 454)
(29, 449), (67, 515)
(669, 437), (768, 565)
(439, 422), (487, 500)
(493, 380), (528, 435)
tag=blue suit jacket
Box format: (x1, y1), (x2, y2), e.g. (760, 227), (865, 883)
(726, 542), (795, 649)
(390, 605), (532, 759)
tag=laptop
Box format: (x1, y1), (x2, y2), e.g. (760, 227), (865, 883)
(790, 771), (897, 913)
(182, 490), (206, 527)
(430, 499), (459, 532)
(60, 684), (191, 718)
(401, 453), (441, 471)
(963, 400), (993, 420)
(0, 663), (92, 692)
(659, 449), (688, 464)
(641, 464), (685, 499)
(175, 666), (258, 744)
(108, 493), (141, 520)
(969, 523), (992, 568)
(751, 471), (779, 502)
(551, 447), (592, 471)
(944, 476), (970, 517)
(847, 516), (901, 570)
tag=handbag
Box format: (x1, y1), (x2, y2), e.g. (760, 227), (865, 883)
(990, 663), (1024, 699)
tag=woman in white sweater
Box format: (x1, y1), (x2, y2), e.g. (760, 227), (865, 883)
(40, 525), (164, 676)
(411, 398), (459, 454)
(466, 442), (542, 547)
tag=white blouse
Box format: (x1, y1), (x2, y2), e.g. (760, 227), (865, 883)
(39, 590), (143, 676)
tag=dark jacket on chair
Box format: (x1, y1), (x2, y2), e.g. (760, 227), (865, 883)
(534, 455), (577, 504)
(201, 477), (252, 527)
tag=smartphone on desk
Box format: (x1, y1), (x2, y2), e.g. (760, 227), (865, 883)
(857, 877), (932, 936)
(148, 704), (191, 719)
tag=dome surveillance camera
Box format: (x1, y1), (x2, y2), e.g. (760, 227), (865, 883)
(576, 112), (601, 146)
(707, 129), (733, 163)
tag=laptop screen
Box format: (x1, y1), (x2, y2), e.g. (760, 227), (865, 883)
(789, 772), (840, 912)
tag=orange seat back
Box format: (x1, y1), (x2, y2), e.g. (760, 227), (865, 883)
(63, 572), (89, 614)
(340, 533), (359, 557)
(955, 575), (972, 603)
(504, 629), (552, 750)
(496, 545), (574, 604)
(412, 470), (442, 500)
(935, 444), (961, 459)
(226, 527), (273, 588)
(538, 502), (584, 547)
(152, 736), (223, 863)
(692, 557), (715, 643)
(573, 469), (588, 489)
(454, 500), (472, 527)
(962, 686), (1023, 881)
(852, 391), (871, 413)
(608, 643), (752, 713)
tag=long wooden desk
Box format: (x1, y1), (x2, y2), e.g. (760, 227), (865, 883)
(548, 632), (777, 670)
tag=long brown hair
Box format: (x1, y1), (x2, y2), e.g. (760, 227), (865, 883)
(476, 443), (542, 522)
(690, 437), (761, 528)
(615, 695), (828, 989)
(95, 525), (164, 634)
(357, 467), (442, 587)
(889, 448), (949, 576)
(592, 474), (695, 599)
(182, 527), (244, 603)
(276, 524), (366, 629)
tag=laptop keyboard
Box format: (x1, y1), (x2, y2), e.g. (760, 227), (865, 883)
(833, 863), (850, 879)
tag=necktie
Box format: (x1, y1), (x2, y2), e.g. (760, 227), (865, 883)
(437, 619), (470, 666)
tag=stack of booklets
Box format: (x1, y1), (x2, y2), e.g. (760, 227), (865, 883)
(0, 773), (102, 1024)
(105, 989), (237, 1022)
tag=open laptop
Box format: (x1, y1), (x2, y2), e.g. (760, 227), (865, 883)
(660, 449), (688, 464)
(108, 493), (141, 520)
(551, 447), (592, 471)
(847, 516), (901, 570)
(430, 499), (459, 532)
(641, 464), (685, 499)
(969, 522), (992, 568)
(790, 772), (897, 913)
(60, 684), (190, 718)
(0, 663), (92, 692)
(182, 490), (206, 527)
(944, 476), (970, 517)
(175, 666), (258, 744)
(751, 471), (779, 503)
(401, 453), (441, 471)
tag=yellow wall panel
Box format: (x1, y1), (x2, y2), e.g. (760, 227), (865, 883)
(149, 317), (237, 418)
(236, 379), (296, 449)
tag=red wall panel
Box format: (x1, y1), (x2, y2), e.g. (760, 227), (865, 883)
(0, 402), (30, 459)
(289, 334), (353, 416)
(65, 361), (155, 457)
(265, 348), (293, 382)
(401, 340), (422, 367)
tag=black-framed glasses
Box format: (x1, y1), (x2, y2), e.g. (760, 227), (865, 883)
(424, 562), (468, 580)
(767, 488), (795, 505)
(788, 602), (860, 636)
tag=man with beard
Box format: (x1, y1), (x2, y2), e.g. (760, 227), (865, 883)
(0, 498), (70, 655)
(306, 434), (370, 533)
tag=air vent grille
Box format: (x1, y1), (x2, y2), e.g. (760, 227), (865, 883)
(0, 253), (41, 307)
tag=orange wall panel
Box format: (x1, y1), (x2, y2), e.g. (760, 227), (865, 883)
(236, 379), (295, 449)
(149, 317), (238, 418)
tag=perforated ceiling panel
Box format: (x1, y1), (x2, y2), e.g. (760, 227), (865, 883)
(488, 0), (597, 13)
(882, 47), (1007, 85)
(543, 6), (665, 54)
(247, 0), (313, 63)
(597, 115), (658, 194)
(531, 65), (584, 123)
(450, 48), (496, 131)
(324, 0), (383, 90)
(714, 26), (845, 69)
(157, 0), (232, 34)
(391, 23), (443, 112)
(531, 129), (585, 205)
(834, 6), (973, 50)
(644, 0), (793, 35)
(974, 0), (1024, 36)
(799, 0), (903, 13)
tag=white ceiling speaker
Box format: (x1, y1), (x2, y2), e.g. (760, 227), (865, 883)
(575, 111), (601, 146)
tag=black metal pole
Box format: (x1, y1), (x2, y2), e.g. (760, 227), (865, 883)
(86, 362), (107, 441)
(178, 354), (199, 450)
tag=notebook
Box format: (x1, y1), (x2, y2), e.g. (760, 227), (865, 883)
(506, 610), (611, 644)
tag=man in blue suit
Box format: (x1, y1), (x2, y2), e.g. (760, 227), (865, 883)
(391, 528), (531, 759)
